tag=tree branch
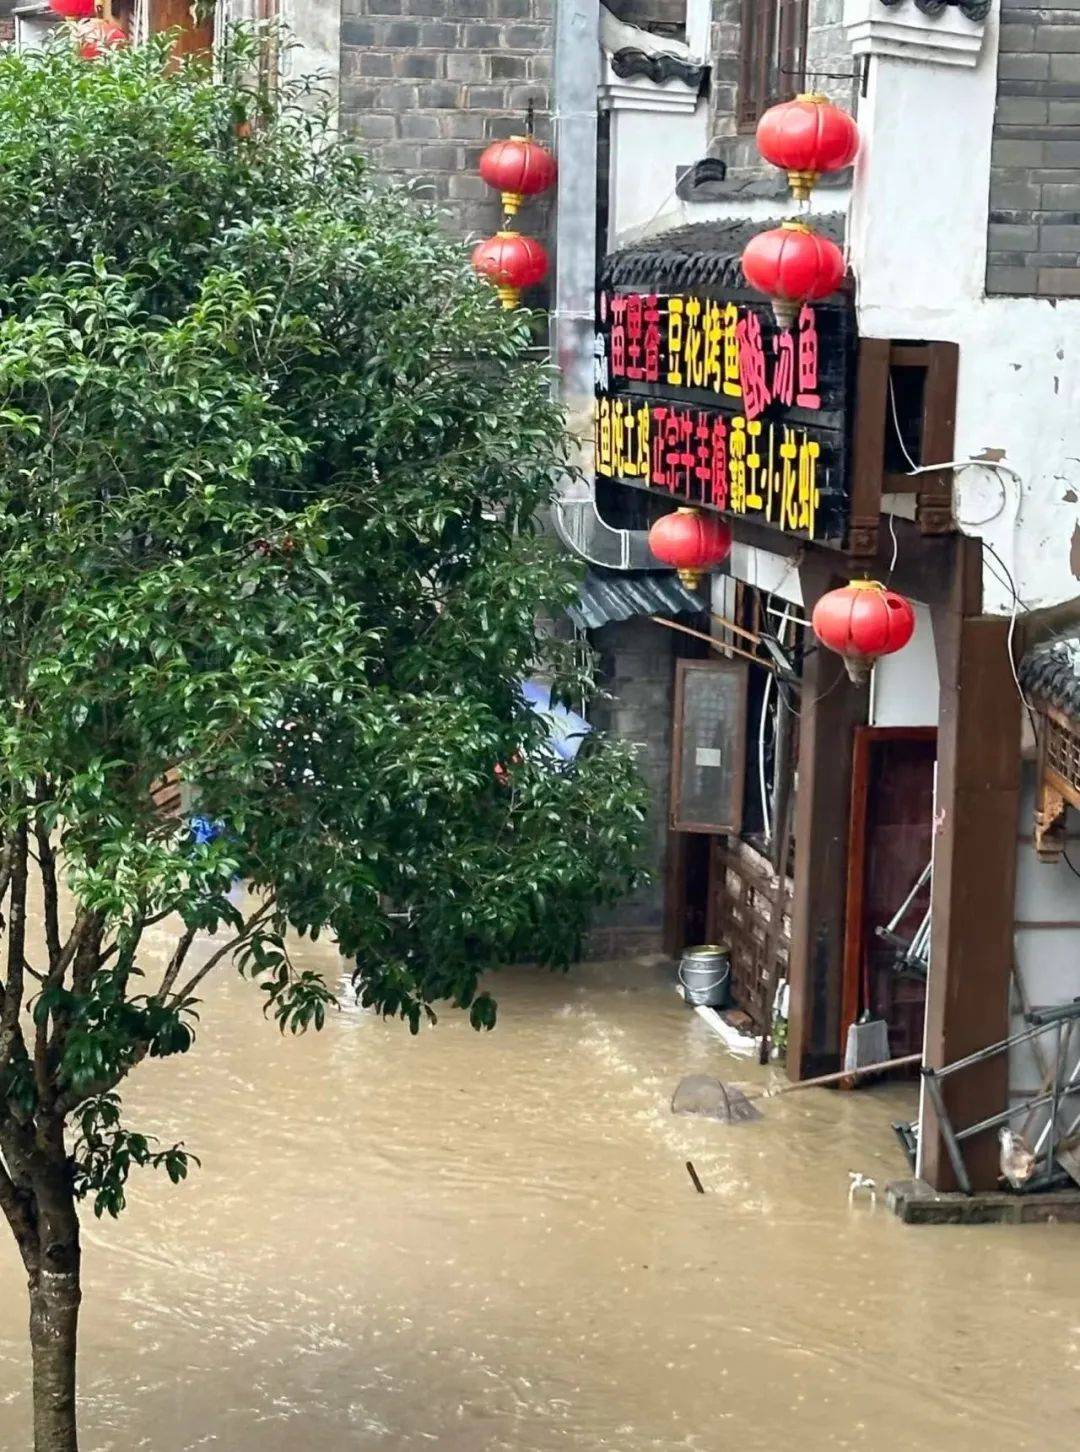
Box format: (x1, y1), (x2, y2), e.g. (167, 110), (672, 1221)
(35, 909), (96, 1105)
(0, 822), (29, 1074)
(0, 829), (17, 916)
(153, 925), (198, 1005)
(99, 905), (176, 966)
(71, 916), (104, 998)
(171, 899), (276, 1006)
(33, 806), (62, 972)
(0, 1141), (37, 1272)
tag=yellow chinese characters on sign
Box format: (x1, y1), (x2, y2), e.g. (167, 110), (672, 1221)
(595, 394), (823, 539)
(596, 286), (847, 543)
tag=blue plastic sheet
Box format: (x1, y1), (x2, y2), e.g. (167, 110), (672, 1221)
(518, 680), (592, 765)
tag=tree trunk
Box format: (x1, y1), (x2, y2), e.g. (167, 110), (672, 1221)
(28, 1170), (82, 1452)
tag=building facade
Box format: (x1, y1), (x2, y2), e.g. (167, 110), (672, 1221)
(17, 0), (1080, 1200)
(585, 0), (1080, 1195)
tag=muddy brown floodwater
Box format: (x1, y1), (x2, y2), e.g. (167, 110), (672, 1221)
(2, 929), (1080, 1451)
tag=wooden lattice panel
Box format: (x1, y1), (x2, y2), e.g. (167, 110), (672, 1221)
(714, 839), (793, 1032)
(1033, 708), (1080, 860)
(1046, 714), (1080, 805)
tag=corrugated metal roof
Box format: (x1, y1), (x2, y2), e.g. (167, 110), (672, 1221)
(567, 571), (704, 631)
(1020, 634), (1080, 722)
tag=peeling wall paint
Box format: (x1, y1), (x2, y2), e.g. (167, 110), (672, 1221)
(848, 6), (1080, 616)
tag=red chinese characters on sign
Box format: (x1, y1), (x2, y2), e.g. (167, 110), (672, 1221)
(736, 311), (770, 421)
(796, 304), (821, 409)
(772, 328), (795, 408)
(602, 292), (822, 413)
(606, 291), (662, 384)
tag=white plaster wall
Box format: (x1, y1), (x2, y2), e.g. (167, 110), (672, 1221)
(606, 100), (711, 246)
(870, 600), (938, 727)
(848, 5), (1080, 616)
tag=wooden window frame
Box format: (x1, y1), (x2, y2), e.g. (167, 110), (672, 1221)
(738, 0), (809, 132)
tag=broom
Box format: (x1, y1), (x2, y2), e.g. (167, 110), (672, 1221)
(844, 947), (890, 1073)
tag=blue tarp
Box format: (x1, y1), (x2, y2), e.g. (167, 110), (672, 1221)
(518, 679), (592, 765)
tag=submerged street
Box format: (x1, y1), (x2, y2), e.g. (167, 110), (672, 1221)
(1, 934), (1077, 1451)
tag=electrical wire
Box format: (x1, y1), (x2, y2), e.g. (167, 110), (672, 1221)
(980, 539), (1044, 744)
(882, 379), (909, 583)
(888, 375), (920, 474)
(759, 603), (794, 840)
(758, 661), (775, 844)
(887, 377), (1035, 712)
(887, 375), (1025, 530)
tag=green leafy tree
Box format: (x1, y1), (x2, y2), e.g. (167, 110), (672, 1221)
(0, 33), (644, 1451)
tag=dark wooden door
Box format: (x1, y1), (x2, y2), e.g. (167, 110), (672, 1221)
(842, 727), (937, 1066)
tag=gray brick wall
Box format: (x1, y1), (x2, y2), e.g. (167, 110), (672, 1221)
(709, 0), (744, 156)
(587, 617), (678, 952)
(988, 2), (1080, 297)
(807, 0), (859, 114)
(340, 0), (554, 239)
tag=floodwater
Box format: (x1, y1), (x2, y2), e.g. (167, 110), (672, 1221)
(1, 927), (1079, 1451)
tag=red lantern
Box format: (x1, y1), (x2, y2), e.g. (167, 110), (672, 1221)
(811, 580), (916, 683)
(648, 507), (732, 591)
(76, 18), (127, 58)
(479, 136), (557, 218)
(741, 221), (846, 328)
(471, 230), (549, 309)
(756, 93), (860, 201)
(49, 0), (97, 16)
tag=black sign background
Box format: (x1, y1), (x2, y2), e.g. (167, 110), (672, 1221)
(594, 286), (857, 546)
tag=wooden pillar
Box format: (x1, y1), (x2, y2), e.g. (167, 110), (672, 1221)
(786, 564), (870, 1081)
(922, 539), (1020, 1191)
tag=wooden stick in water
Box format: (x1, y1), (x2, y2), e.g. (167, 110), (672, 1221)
(747, 1052), (922, 1103)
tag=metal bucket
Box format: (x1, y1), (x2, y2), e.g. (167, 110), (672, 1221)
(678, 944), (732, 1009)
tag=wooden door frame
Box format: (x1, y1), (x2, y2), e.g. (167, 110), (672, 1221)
(840, 725), (937, 1057)
(786, 561), (871, 1081)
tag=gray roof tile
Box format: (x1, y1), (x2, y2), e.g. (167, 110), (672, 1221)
(1020, 633), (1080, 720)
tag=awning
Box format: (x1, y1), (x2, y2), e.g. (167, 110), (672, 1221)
(566, 570), (704, 631)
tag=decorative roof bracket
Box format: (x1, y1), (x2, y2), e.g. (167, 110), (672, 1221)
(881, 0), (991, 21)
(844, 0), (988, 68)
